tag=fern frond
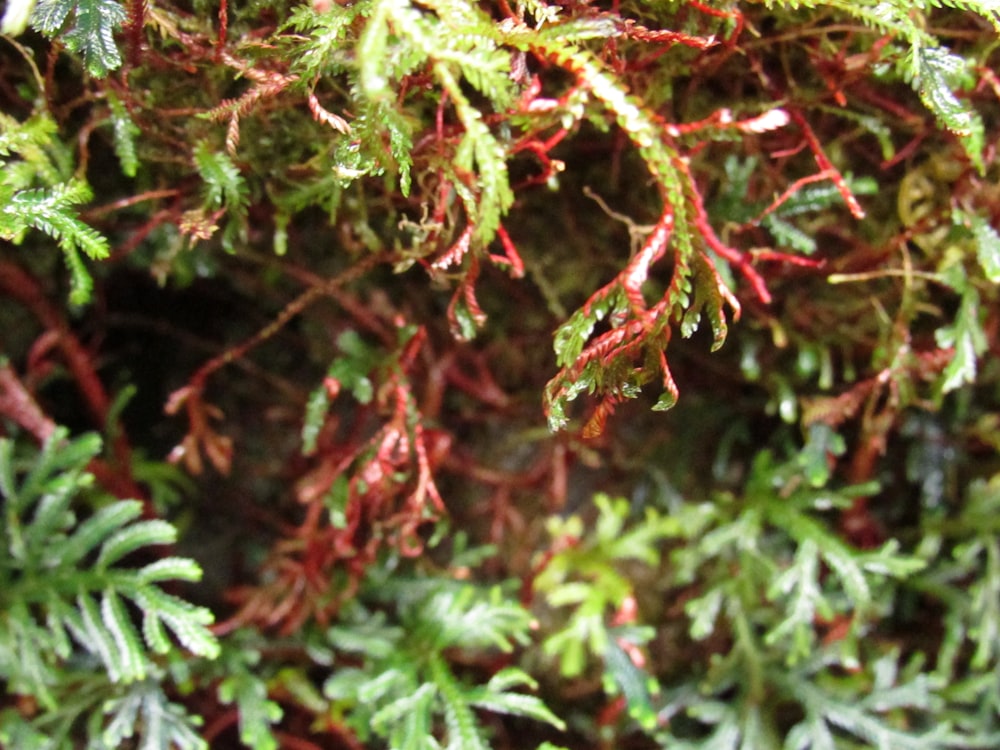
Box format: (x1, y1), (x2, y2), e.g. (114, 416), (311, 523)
(193, 142), (248, 215)
(470, 668), (566, 730)
(105, 90), (139, 177)
(325, 576), (562, 750)
(282, 3), (364, 79)
(364, 0), (514, 237)
(936, 286), (987, 392)
(534, 493), (684, 696)
(216, 647), (283, 750)
(133, 585), (219, 657)
(906, 45), (984, 172)
(815, 0), (988, 171)
(0, 112), (69, 187)
(31, 0), (126, 77)
(955, 208), (1000, 283)
(784, 653), (949, 750)
(418, 584), (532, 652)
(369, 681), (436, 742)
(2, 181), (110, 304)
(100, 679), (208, 750)
(431, 654), (490, 750)
(0, 428), (220, 710)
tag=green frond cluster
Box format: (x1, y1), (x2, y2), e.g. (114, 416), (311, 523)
(658, 649), (953, 749)
(679, 448), (925, 664)
(533, 494), (695, 727)
(1, 671), (211, 750)
(531, 440), (985, 748)
(213, 641), (284, 750)
(0, 113), (72, 187)
(535, 494), (684, 675)
(280, 0), (518, 234)
(1, 0), (999, 747)
(324, 572), (564, 750)
(360, 0), (515, 236)
(0, 429), (219, 746)
(1, 112), (109, 304)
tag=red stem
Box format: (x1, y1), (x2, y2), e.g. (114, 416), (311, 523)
(0, 261), (143, 500)
(0, 362), (57, 441)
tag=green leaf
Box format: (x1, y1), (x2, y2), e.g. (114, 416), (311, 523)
(75, 592), (127, 682)
(96, 519), (177, 569)
(798, 423), (846, 488)
(327, 612), (402, 659)
(0, 707), (52, 748)
(764, 539), (826, 664)
(685, 587), (724, 641)
(468, 689), (567, 731)
(909, 46), (984, 172)
(369, 682), (436, 736)
(101, 589), (148, 682)
(194, 142), (248, 214)
(301, 383), (331, 456)
(954, 208), (1000, 283)
(132, 586), (220, 659)
(603, 637), (658, 730)
(137, 557), (204, 584)
(60, 500), (144, 567)
(218, 668), (283, 750)
(32, 0), (126, 77)
(936, 286), (987, 392)
(431, 654), (490, 750)
(106, 91), (139, 178)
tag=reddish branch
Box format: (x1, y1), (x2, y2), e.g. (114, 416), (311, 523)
(687, 0), (745, 44)
(0, 262), (111, 426)
(744, 48), (867, 221)
(673, 155), (772, 304)
(167, 252), (390, 474)
(0, 362), (56, 441)
(125, 0), (147, 68)
(0, 262), (143, 494)
(216, 0), (229, 62)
